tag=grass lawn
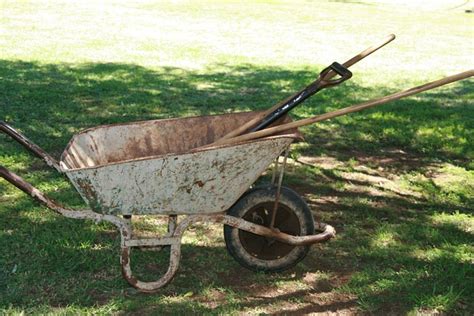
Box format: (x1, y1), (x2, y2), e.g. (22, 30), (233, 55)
(1, 0), (473, 314)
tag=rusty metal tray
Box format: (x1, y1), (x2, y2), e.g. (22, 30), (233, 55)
(0, 112), (334, 293)
(60, 111), (301, 215)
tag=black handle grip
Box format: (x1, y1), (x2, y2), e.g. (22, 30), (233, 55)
(248, 62), (353, 132)
(318, 62), (353, 87)
(330, 62), (352, 80)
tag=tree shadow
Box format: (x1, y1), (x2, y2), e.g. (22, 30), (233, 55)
(285, 158), (473, 313)
(0, 208), (356, 314)
(1, 59), (473, 314)
(1, 59), (472, 162)
(297, 79), (474, 167)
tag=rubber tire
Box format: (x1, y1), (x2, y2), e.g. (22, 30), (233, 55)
(224, 186), (315, 273)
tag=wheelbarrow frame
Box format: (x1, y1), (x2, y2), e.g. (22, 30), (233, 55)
(0, 116), (335, 293)
(2, 30), (471, 292)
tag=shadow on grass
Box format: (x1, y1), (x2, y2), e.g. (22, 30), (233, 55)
(284, 160), (473, 313)
(1, 59), (473, 161)
(0, 60), (473, 314)
(0, 209), (354, 313)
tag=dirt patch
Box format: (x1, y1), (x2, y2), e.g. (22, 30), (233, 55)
(198, 288), (228, 310)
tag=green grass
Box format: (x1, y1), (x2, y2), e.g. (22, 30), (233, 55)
(1, 0), (473, 314)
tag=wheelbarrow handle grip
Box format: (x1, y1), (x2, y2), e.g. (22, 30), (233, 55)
(0, 121), (61, 172)
(0, 165), (51, 205)
(0, 164), (69, 218)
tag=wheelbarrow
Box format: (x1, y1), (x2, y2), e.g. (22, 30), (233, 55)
(1, 33), (472, 292)
(1, 34), (393, 293)
(0, 111), (336, 292)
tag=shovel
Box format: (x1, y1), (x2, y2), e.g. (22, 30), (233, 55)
(210, 34), (396, 146)
(198, 70), (474, 149)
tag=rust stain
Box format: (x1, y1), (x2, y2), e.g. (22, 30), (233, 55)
(61, 111), (302, 170)
(75, 177), (103, 211)
(194, 180), (205, 187)
(60, 111), (301, 215)
(1, 162), (336, 292)
(120, 248), (138, 286)
(144, 134), (153, 153)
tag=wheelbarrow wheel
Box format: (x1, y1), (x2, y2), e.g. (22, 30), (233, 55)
(224, 186), (314, 272)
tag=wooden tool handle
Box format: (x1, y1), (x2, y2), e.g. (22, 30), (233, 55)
(204, 70), (473, 148)
(210, 34), (396, 145)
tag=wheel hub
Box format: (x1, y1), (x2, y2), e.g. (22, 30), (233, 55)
(238, 202), (301, 260)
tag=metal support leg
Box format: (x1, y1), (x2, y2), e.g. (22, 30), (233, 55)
(120, 212), (335, 293)
(270, 147), (290, 228)
(271, 156), (279, 185)
(123, 215), (132, 236)
(168, 215), (177, 235)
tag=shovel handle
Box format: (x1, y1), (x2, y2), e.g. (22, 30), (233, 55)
(211, 34), (396, 144)
(319, 62), (353, 88)
(205, 70), (474, 148)
(248, 62), (353, 132)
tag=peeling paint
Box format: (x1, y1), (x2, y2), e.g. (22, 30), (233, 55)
(60, 111), (301, 215)
(0, 112), (337, 294)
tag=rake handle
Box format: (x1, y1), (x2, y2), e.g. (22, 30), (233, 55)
(203, 70), (473, 148)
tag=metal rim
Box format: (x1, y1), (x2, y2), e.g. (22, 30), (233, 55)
(238, 201), (301, 260)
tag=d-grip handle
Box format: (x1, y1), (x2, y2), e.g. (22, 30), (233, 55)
(247, 61), (353, 132)
(318, 62), (353, 88)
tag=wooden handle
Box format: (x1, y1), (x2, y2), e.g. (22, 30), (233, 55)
(210, 34), (396, 145)
(202, 70), (473, 148)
